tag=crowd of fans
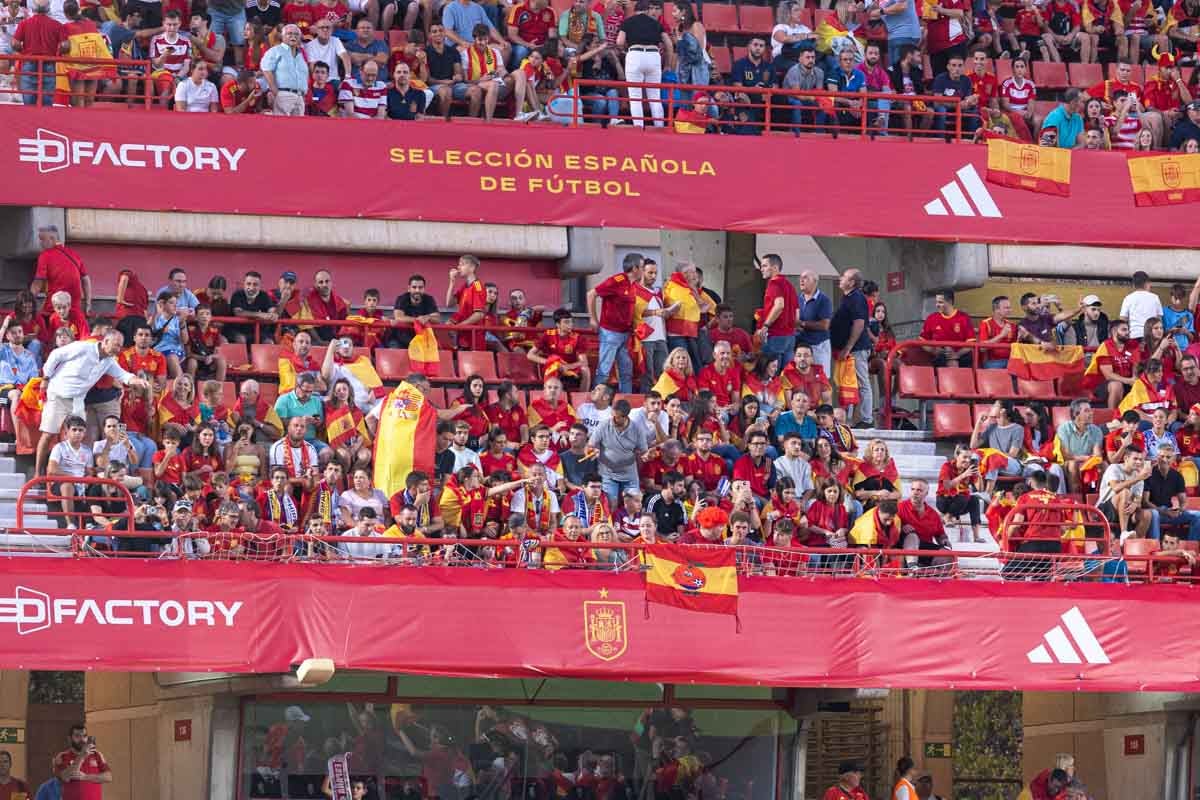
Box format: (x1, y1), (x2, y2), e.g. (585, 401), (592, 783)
(9, 229), (1200, 571)
(4, 0), (1200, 145)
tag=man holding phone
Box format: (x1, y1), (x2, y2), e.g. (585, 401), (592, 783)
(54, 724), (112, 799)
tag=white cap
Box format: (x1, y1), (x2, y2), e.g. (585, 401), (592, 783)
(1082, 294), (1102, 307)
(284, 705), (311, 722)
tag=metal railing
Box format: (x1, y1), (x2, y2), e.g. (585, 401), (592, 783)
(1, 54), (154, 108)
(560, 78), (967, 140)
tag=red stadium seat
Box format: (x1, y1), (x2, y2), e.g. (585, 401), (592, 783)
(936, 367), (980, 399)
(1016, 378), (1057, 399)
(496, 352), (541, 385)
(432, 352), (457, 382)
(1092, 407), (1117, 427)
(995, 58), (1013, 84)
(570, 392), (590, 409)
(260, 382), (279, 407)
(933, 404), (973, 439)
(376, 349), (411, 381)
(1032, 61), (1068, 89)
(1123, 537), (1158, 574)
(615, 394), (645, 409)
(458, 351), (499, 381)
(388, 30), (408, 48)
(738, 4), (774, 33)
(971, 403), (993, 428)
(799, 7), (815, 27)
(1128, 64), (1145, 85)
(1069, 62), (1102, 88)
(975, 369), (1016, 400)
(1050, 404), (1071, 430)
(897, 366), (937, 399)
(219, 342), (251, 373)
(220, 381), (237, 408)
(702, 4), (739, 32)
(250, 344), (281, 376)
(711, 46), (733, 77)
(922, 54), (933, 82)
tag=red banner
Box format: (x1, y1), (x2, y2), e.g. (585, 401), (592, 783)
(0, 107), (1196, 248)
(0, 558), (1197, 690)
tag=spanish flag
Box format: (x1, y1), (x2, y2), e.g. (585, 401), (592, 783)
(973, 447), (1012, 476)
(1082, 339), (1120, 390)
(652, 368), (690, 400)
(1006, 343), (1085, 381)
(1127, 153), (1200, 206)
(326, 404), (368, 449)
(1051, 436), (1103, 487)
(334, 354), (387, 405)
(645, 543), (738, 616)
(986, 139), (1072, 197)
(831, 354), (859, 407)
(813, 11), (865, 55)
(12, 378), (43, 428)
(157, 393), (200, 430)
(1118, 374), (1172, 415)
(662, 272), (701, 338)
(372, 381), (438, 497)
(407, 321), (440, 378)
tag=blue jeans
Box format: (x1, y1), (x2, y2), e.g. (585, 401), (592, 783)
(601, 476), (637, 507)
(587, 89), (620, 125)
(763, 334), (795, 374)
(21, 61), (55, 106)
(887, 37), (921, 67)
(510, 44), (531, 69)
(982, 359), (1008, 370)
(209, 7), (247, 44)
(1149, 508), (1200, 541)
(596, 327), (633, 393)
(127, 432), (158, 470)
(933, 103), (980, 137)
(787, 97), (828, 136)
(713, 444), (742, 472)
(869, 96), (891, 134)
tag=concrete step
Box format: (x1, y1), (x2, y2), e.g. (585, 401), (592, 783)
(0, 474), (27, 490)
(949, 529), (1003, 578)
(891, 454), (953, 474)
(856, 428), (933, 442)
(855, 439), (938, 457)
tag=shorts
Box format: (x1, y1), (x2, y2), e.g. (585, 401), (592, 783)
(309, 438), (329, 454)
(1097, 31), (1117, 50)
(39, 396), (76, 435)
(1127, 32), (1157, 50)
(1019, 34), (1043, 52)
(208, 6), (247, 44)
(347, 0), (369, 11)
(151, 68), (178, 93)
(451, 81), (472, 100)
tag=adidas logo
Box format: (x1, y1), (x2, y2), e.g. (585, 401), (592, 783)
(1026, 606), (1110, 665)
(923, 164), (1003, 218)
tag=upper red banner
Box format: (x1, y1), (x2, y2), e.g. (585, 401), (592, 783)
(0, 107), (1193, 249)
(0, 558), (1198, 691)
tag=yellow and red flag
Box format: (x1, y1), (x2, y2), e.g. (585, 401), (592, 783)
(372, 381), (438, 497)
(325, 404), (369, 449)
(651, 368), (686, 399)
(831, 354), (859, 407)
(1006, 343), (1085, 381)
(12, 378), (44, 428)
(986, 139), (1072, 197)
(1127, 153), (1200, 206)
(407, 321), (440, 378)
(645, 543), (738, 616)
(973, 448), (1011, 476)
(662, 272), (701, 338)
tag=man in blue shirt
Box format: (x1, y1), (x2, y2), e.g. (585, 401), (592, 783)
(1040, 87), (1085, 148)
(442, 0), (504, 50)
(825, 48), (865, 135)
(155, 268), (199, 318)
(729, 36), (774, 129)
(879, 0), (920, 67)
(344, 17), (388, 80)
(830, 268), (873, 429)
(929, 55), (979, 138)
(797, 270), (833, 377)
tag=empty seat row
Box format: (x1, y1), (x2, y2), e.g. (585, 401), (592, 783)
(898, 365), (1084, 404)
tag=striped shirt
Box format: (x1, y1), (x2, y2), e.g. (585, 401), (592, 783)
(149, 31), (191, 76)
(338, 78), (388, 118)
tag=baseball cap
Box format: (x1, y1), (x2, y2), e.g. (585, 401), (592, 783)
(1189, 100), (1200, 111)
(1082, 294), (1102, 307)
(281, 271), (298, 283)
(173, 500), (193, 513)
(838, 761), (863, 775)
(693, 93), (711, 104)
(284, 705), (311, 722)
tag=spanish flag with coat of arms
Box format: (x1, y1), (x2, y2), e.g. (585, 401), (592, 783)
(645, 543), (738, 616)
(986, 139), (1072, 197)
(373, 381), (438, 497)
(1127, 153), (1200, 206)
(1006, 343), (1085, 381)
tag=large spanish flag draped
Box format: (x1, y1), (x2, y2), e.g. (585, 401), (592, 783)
(372, 382), (438, 497)
(407, 322), (440, 377)
(1006, 343), (1085, 381)
(986, 139), (1072, 196)
(652, 368), (687, 399)
(1128, 153), (1200, 206)
(645, 543), (738, 616)
(662, 272), (701, 338)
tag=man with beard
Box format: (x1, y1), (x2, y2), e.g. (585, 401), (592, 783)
(54, 724), (112, 796)
(1084, 318), (1140, 409)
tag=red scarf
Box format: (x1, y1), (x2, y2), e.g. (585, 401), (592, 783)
(523, 486), (555, 533)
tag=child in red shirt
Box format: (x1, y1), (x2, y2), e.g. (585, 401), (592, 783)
(153, 425), (188, 491)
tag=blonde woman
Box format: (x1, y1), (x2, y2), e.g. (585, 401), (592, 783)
(591, 522), (625, 565)
(772, 1), (815, 58)
(852, 438), (901, 511)
(653, 346), (698, 401)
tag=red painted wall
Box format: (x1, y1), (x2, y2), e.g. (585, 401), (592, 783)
(71, 244), (566, 310)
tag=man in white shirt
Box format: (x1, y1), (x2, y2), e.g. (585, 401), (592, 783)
(773, 432), (814, 502)
(37, 330), (148, 479)
(638, 258), (670, 391)
(576, 384), (614, 436)
(447, 421), (482, 473)
(1097, 445), (1153, 539)
(629, 391), (669, 445)
(1119, 270), (1163, 342)
(303, 19), (350, 82)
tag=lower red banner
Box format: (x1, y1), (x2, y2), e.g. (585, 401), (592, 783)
(0, 558), (1195, 691)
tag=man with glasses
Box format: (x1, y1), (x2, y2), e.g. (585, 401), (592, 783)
(304, 19), (350, 83)
(156, 268), (198, 319)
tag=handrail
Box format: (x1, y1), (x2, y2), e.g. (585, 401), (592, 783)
(561, 78), (968, 140)
(2, 53), (154, 108)
(16, 476), (136, 540)
(997, 497), (1112, 554)
(879, 338), (1102, 430)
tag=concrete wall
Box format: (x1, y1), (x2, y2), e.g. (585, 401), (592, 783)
(989, 245), (1200, 282)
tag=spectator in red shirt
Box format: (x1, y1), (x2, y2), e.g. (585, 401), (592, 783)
(708, 303), (754, 363)
(507, 0), (556, 64)
(1141, 52), (1190, 148)
(732, 431), (776, 502)
(755, 253), (799, 372)
(220, 68), (263, 112)
(920, 289), (976, 366)
(823, 762), (869, 800)
(926, 0), (971, 76)
(976, 295), (1016, 369)
(31, 225), (90, 316)
(447, 254), (490, 351)
(587, 252), (643, 393)
(697, 340), (742, 418)
(13, 0), (64, 106)
(302, 269), (349, 343)
(54, 723), (113, 799)
(898, 478), (952, 566)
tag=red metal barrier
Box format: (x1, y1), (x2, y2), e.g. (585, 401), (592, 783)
(563, 79), (967, 141)
(15, 476), (135, 553)
(1, 54), (153, 108)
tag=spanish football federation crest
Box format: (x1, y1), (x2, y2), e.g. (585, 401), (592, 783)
(583, 597), (627, 662)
